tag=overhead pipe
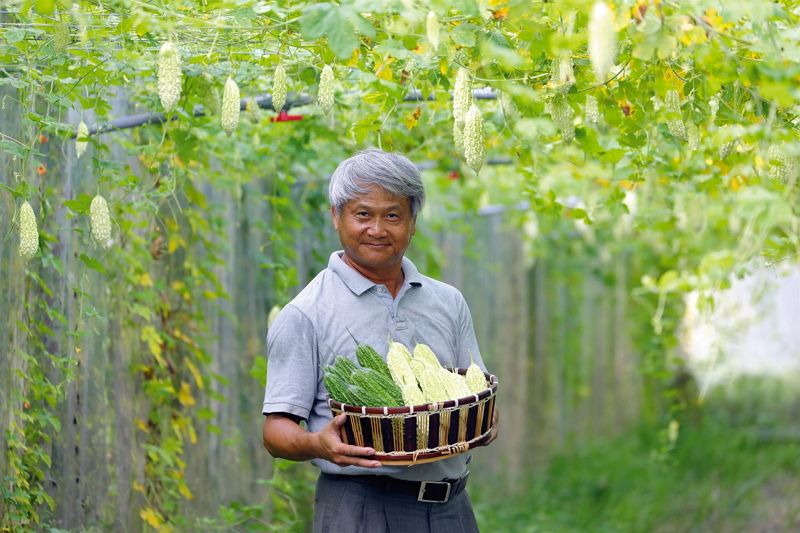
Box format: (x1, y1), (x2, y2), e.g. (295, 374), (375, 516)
(79, 89), (498, 136)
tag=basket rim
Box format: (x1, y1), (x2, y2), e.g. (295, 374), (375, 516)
(327, 369), (498, 415)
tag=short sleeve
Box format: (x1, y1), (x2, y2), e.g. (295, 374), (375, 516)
(262, 305), (319, 419)
(454, 293), (487, 372)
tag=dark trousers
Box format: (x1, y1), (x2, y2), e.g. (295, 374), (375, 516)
(313, 473), (481, 533)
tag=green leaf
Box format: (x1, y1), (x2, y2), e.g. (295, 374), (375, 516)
(4, 28), (27, 44)
(452, 0), (480, 17)
(349, 111), (381, 143)
(759, 81), (796, 107)
(373, 40), (414, 60)
(63, 194), (93, 215)
(34, 0), (55, 14)
(0, 77), (29, 89)
(197, 407), (214, 421)
(79, 254), (107, 275)
(657, 270), (679, 291)
(481, 38), (525, 69)
(569, 208), (588, 220)
(131, 304), (152, 321)
(632, 40), (656, 61)
(451, 24), (478, 47)
(301, 3), (374, 59)
(0, 139), (30, 159)
(249, 356), (267, 382)
(656, 33), (677, 60)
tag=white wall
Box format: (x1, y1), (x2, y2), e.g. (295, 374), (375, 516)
(681, 263), (800, 394)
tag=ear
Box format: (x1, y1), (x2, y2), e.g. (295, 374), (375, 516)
(330, 205), (340, 230)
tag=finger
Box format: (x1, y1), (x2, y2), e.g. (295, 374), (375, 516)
(336, 443), (376, 457)
(332, 413), (347, 428)
(486, 426), (498, 444)
(338, 456), (382, 468)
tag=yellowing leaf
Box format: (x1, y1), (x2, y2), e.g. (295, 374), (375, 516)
(140, 507), (163, 529)
(347, 48), (360, 67)
(491, 7), (509, 20)
(138, 272), (154, 287)
(186, 359), (204, 390)
(135, 418), (150, 433)
(679, 25), (707, 46)
(171, 417), (185, 443)
(141, 326), (165, 367)
(133, 480), (145, 493)
(179, 482), (194, 500)
(363, 92), (385, 104)
(168, 235), (186, 254)
(173, 329), (198, 349)
(404, 107), (422, 130)
(374, 56), (395, 81)
(730, 175), (746, 191)
(662, 69), (684, 92)
(178, 382), (195, 407)
(703, 8), (733, 32)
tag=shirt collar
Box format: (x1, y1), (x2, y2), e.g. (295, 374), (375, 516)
(401, 255), (424, 287)
(328, 251), (424, 296)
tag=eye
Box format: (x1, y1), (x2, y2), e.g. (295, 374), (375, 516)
(386, 212), (400, 220)
(355, 210), (370, 218)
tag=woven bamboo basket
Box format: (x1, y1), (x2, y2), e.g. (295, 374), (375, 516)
(328, 369), (498, 465)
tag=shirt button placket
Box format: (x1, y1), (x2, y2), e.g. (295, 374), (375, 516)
(375, 286), (393, 318)
(394, 300), (408, 330)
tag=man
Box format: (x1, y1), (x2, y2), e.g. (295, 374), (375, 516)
(262, 148), (496, 532)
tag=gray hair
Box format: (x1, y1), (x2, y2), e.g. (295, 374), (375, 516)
(329, 148), (425, 217)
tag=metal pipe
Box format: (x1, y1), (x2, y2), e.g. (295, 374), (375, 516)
(80, 89), (498, 136)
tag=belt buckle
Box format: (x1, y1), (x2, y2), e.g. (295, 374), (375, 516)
(417, 481), (451, 503)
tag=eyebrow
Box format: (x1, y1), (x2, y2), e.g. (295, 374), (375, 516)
(351, 202), (404, 211)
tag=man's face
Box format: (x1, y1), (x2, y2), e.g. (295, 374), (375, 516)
(332, 185), (416, 273)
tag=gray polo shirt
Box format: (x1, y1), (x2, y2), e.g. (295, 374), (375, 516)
(263, 251), (487, 481)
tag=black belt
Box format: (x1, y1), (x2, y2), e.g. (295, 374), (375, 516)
(325, 472), (469, 503)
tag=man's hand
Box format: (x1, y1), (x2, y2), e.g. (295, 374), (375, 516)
(316, 414), (382, 468)
(262, 413), (382, 467)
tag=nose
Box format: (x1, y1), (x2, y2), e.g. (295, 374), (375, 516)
(366, 218), (387, 237)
